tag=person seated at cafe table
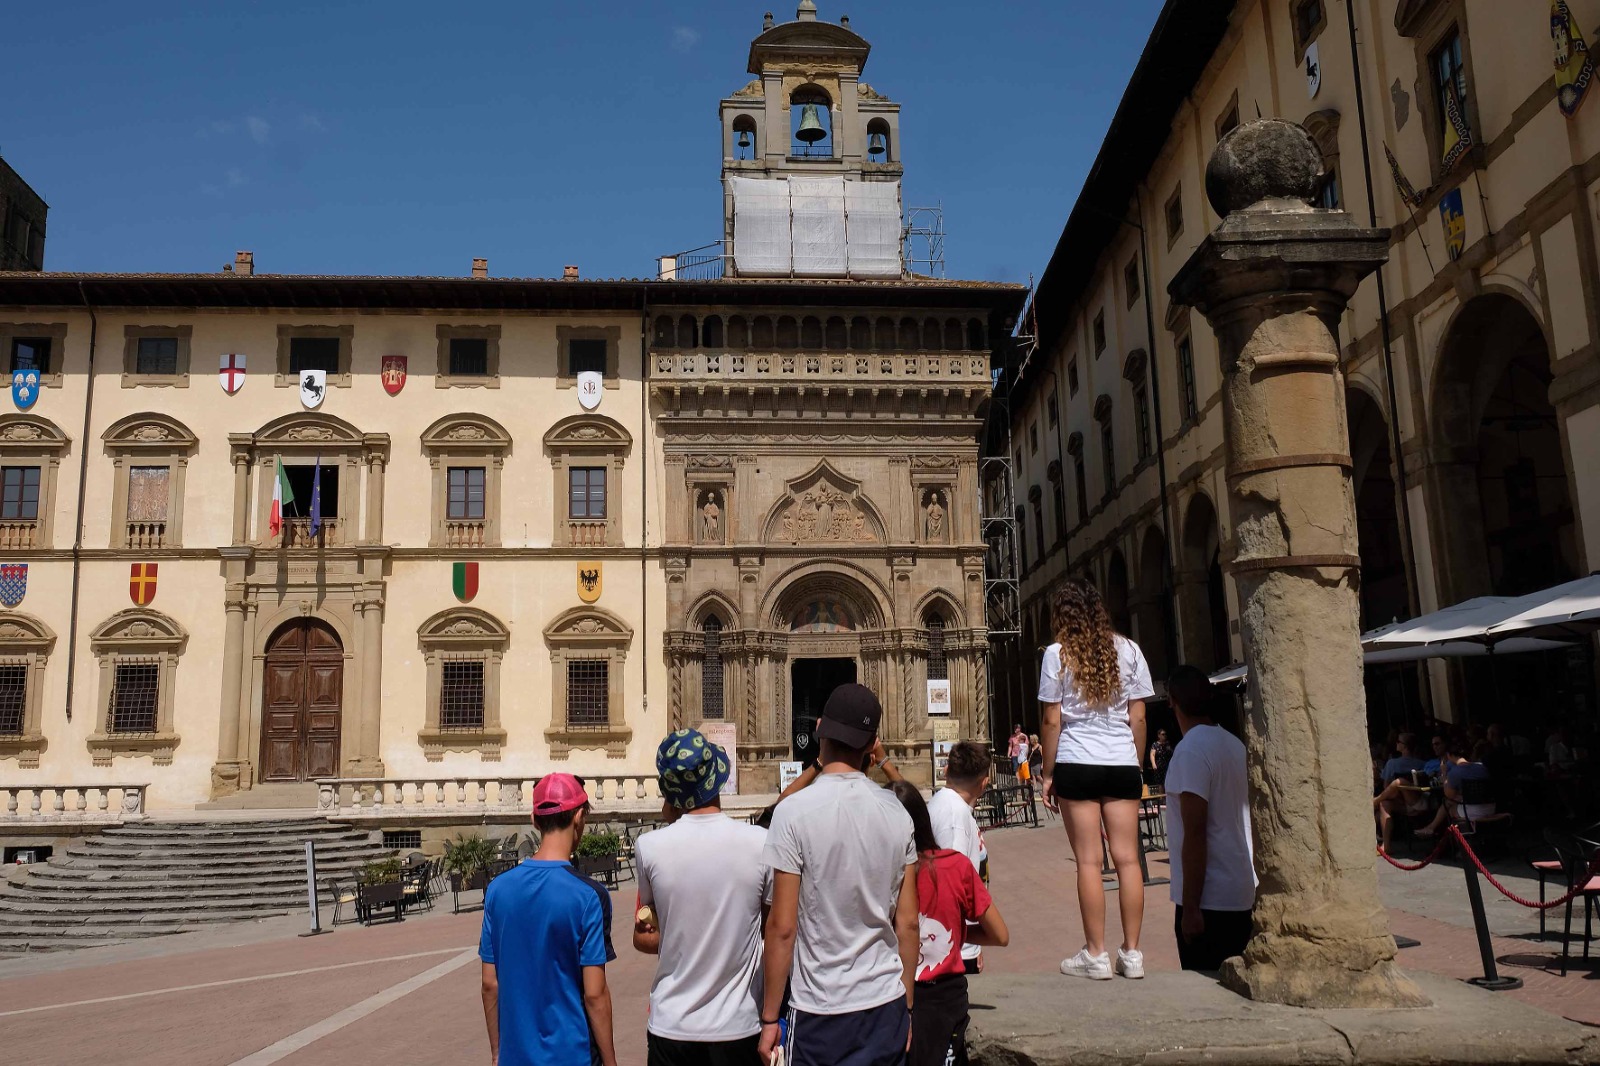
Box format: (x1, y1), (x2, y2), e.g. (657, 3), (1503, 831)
(1373, 734), (1432, 854)
(1414, 739), (1495, 839)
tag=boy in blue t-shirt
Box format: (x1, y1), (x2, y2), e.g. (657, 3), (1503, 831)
(480, 773), (618, 1066)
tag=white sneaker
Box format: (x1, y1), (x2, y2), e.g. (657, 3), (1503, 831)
(1114, 947), (1145, 979)
(1060, 947), (1113, 980)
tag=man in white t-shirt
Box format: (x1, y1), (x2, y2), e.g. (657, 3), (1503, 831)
(634, 728), (768, 1066)
(1162, 665), (1256, 972)
(759, 684), (919, 1066)
(926, 740), (991, 972)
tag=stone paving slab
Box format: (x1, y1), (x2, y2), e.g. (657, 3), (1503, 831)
(966, 971), (1600, 1065)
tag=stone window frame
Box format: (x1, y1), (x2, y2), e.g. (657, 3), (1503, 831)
(1164, 184), (1185, 248)
(1094, 394), (1117, 501)
(556, 324), (623, 390)
(121, 324), (193, 388)
(543, 414), (632, 547)
(435, 323), (502, 389)
(1304, 109), (1343, 211)
(1092, 310), (1107, 356)
(0, 414), (70, 550)
(543, 605), (634, 759)
(102, 412), (197, 550)
(1123, 255), (1141, 309)
(1067, 354), (1080, 395)
(417, 606), (509, 761)
(0, 321), (67, 389)
(1047, 459), (1067, 545)
(1175, 332), (1200, 425)
(686, 455), (735, 546)
(274, 324), (354, 388)
(0, 613), (56, 768)
(1214, 89), (1241, 142)
(1292, 0), (1327, 64)
(422, 413), (511, 548)
(1395, 0), (1480, 185)
(232, 412), (389, 549)
(86, 608), (187, 766)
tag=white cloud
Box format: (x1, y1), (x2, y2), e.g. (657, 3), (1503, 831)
(206, 119), (234, 135)
(226, 168), (246, 188)
(300, 113), (326, 132)
(245, 116), (271, 144)
(671, 26), (700, 52)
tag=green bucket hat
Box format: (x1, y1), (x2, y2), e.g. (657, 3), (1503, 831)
(656, 728), (730, 809)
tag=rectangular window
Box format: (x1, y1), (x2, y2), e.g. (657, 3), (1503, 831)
(127, 466), (170, 523)
(568, 467), (607, 520)
(1101, 422), (1116, 499)
(1, 467), (40, 521)
(1165, 186), (1184, 243)
(288, 336), (341, 374)
(1073, 455), (1088, 522)
(1124, 257), (1140, 308)
(1067, 357), (1080, 395)
(382, 830), (422, 851)
(702, 623), (725, 721)
(438, 659), (486, 731)
(1047, 394), (1059, 427)
(1029, 422), (1039, 455)
(10, 337), (51, 375)
(108, 659), (161, 734)
(1052, 478), (1067, 538)
(1092, 312), (1106, 356)
(283, 465), (340, 519)
(926, 619), (948, 681)
(1296, 0), (1325, 50)
(447, 467), (486, 520)
(1133, 384), (1152, 461)
(447, 337), (489, 377)
(1216, 103), (1241, 140)
(1432, 30), (1467, 139)
(0, 662), (26, 735)
(1317, 170), (1341, 210)
(1177, 336), (1199, 422)
(566, 659), (610, 728)
(568, 338), (607, 377)
(1033, 504), (1046, 563)
(134, 337), (179, 376)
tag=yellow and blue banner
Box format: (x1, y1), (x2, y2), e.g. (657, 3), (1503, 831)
(1441, 81), (1474, 172)
(1554, 1), (1595, 117)
(1439, 188), (1467, 261)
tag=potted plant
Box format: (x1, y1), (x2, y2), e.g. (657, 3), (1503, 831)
(574, 830), (622, 885)
(444, 833), (497, 894)
(354, 857), (406, 923)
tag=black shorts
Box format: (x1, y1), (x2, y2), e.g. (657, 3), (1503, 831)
(648, 1032), (762, 1066)
(1052, 762), (1143, 802)
(788, 997), (910, 1066)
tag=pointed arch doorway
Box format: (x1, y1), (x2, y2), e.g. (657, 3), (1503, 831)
(260, 619), (344, 782)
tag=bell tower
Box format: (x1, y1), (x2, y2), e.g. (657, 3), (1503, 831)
(718, 3), (905, 277)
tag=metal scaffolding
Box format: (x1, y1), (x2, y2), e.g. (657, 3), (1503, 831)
(980, 285), (1028, 739)
(903, 203), (946, 279)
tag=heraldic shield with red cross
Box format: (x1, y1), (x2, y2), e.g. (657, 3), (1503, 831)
(219, 353), (246, 395)
(381, 356), (407, 396)
(130, 563), (158, 606)
(0, 563), (27, 608)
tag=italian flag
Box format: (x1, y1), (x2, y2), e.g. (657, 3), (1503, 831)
(269, 457), (295, 537)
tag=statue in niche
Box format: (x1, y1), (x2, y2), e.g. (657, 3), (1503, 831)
(924, 490), (947, 542)
(698, 490), (722, 543)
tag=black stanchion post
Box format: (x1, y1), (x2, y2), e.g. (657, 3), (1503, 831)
(1460, 840), (1520, 991)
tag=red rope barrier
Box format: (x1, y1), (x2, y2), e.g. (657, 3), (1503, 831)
(1447, 826), (1600, 911)
(1377, 834), (1452, 871)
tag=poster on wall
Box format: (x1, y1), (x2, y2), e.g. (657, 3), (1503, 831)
(926, 679), (952, 717)
(930, 718), (960, 789)
(779, 761), (805, 792)
(699, 721), (739, 796)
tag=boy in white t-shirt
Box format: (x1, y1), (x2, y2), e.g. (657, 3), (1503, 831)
(1163, 665), (1256, 972)
(924, 741), (991, 973)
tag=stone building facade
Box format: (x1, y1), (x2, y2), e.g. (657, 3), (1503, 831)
(0, 155), (47, 273)
(995, 0), (1600, 731)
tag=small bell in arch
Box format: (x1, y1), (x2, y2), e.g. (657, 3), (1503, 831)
(868, 130), (887, 158)
(795, 103), (827, 143)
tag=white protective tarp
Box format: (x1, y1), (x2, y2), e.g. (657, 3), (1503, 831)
(789, 177), (848, 277)
(845, 179), (903, 278)
(731, 176), (793, 276)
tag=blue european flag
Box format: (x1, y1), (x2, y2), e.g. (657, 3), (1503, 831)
(309, 456), (323, 536)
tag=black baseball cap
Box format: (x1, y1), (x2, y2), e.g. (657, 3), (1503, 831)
(815, 683), (882, 749)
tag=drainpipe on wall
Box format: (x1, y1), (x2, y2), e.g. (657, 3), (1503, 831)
(1134, 194), (1181, 678)
(63, 281), (99, 722)
(639, 294), (650, 723)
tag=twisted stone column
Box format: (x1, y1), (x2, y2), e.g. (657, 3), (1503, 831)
(1170, 121), (1426, 1008)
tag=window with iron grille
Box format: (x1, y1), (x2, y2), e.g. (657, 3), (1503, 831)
(438, 658), (486, 731)
(568, 339), (608, 377)
(926, 616), (948, 682)
(288, 336), (341, 374)
(0, 663), (26, 735)
(448, 337), (490, 377)
(135, 337), (179, 376)
(107, 659), (161, 734)
(1, 466), (40, 521)
(448, 467), (486, 520)
(1133, 383), (1152, 462)
(702, 618), (725, 720)
(1177, 336), (1199, 422)
(569, 467), (606, 519)
(566, 659), (609, 729)
(382, 830), (422, 851)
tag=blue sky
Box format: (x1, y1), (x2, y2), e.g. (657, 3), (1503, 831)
(7, 1), (1164, 283)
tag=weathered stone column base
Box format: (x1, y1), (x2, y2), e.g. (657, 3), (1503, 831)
(343, 755), (385, 778)
(1222, 935), (1431, 1008)
(209, 759), (253, 799)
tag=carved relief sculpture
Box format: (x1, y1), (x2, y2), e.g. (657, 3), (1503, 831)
(923, 490), (947, 542)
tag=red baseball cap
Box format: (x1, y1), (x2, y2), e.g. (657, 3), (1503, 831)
(531, 773), (589, 816)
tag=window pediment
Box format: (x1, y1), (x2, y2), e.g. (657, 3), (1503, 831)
(545, 606), (633, 647)
(1394, 0), (1448, 38)
(1093, 394), (1115, 423)
(0, 613), (55, 650)
(102, 412), (198, 454)
(1066, 431), (1085, 456)
(421, 413), (512, 454)
(90, 608), (188, 651)
(543, 414), (633, 456)
(0, 414), (69, 452)
(1122, 349), (1148, 384)
(249, 412), (365, 446)
(418, 607), (510, 647)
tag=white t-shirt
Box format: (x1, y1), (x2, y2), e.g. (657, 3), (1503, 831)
(1163, 724), (1256, 912)
(636, 811), (771, 1040)
(1037, 635), (1155, 766)
(926, 786), (987, 962)
(762, 772), (916, 1015)
(1016, 738), (1030, 762)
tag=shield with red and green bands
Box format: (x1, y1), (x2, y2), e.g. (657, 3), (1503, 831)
(453, 562), (478, 603)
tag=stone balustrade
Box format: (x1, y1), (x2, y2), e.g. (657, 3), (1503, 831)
(0, 783), (147, 826)
(652, 350), (990, 383)
(315, 775), (662, 820)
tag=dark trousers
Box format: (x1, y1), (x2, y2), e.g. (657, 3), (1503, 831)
(789, 997), (910, 1066)
(910, 975), (969, 1066)
(647, 1032), (762, 1066)
(1174, 905), (1253, 972)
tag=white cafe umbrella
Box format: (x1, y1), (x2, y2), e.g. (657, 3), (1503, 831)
(1482, 574), (1600, 643)
(1358, 596), (1523, 650)
(1208, 635), (1572, 685)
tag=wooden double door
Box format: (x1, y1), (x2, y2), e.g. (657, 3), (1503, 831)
(261, 619), (344, 782)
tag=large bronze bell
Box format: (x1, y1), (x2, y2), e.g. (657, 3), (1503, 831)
(795, 103), (827, 143)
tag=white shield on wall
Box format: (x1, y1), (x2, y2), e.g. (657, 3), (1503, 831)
(1305, 41), (1321, 98)
(299, 369), (328, 409)
(576, 370), (603, 411)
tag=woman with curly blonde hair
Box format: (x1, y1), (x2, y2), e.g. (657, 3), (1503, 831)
(1038, 577), (1155, 981)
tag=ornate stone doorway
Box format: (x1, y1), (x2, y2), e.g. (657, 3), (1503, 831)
(789, 657), (856, 760)
(259, 619), (344, 782)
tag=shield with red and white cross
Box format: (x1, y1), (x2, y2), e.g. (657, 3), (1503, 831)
(219, 353), (246, 395)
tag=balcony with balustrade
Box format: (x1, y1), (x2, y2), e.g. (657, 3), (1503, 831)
(444, 520), (487, 549)
(568, 520), (607, 548)
(281, 517), (340, 548)
(125, 521), (167, 550)
(0, 520), (39, 550)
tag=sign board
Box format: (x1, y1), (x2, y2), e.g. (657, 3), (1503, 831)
(699, 721), (739, 796)
(779, 761), (805, 793)
(930, 718), (960, 790)
(926, 679), (952, 717)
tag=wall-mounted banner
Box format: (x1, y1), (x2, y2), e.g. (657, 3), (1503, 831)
(577, 370), (603, 411)
(1553, 1), (1595, 117)
(699, 721), (739, 796)
(926, 678), (952, 717)
(1439, 188), (1467, 261)
(381, 356), (407, 396)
